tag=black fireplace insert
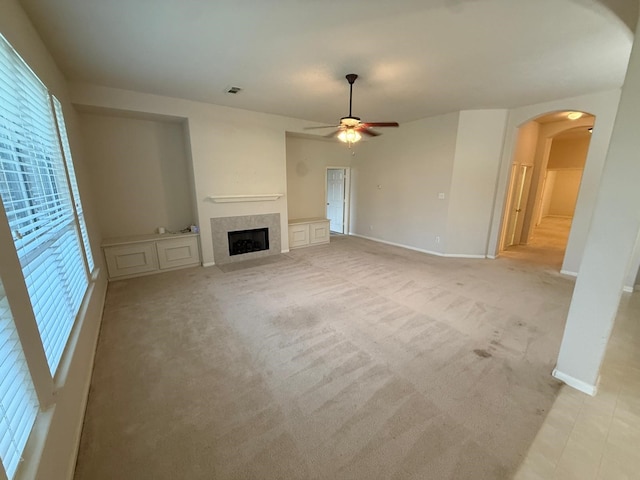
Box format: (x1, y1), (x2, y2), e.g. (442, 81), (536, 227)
(228, 228), (269, 256)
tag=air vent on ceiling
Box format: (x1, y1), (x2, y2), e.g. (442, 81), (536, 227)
(225, 86), (242, 94)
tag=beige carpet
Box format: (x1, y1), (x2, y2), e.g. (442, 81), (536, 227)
(75, 235), (576, 479)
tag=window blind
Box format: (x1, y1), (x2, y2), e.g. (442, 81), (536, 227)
(0, 34), (88, 375)
(0, 282), (39, 480)
(52, 97), (94, 274)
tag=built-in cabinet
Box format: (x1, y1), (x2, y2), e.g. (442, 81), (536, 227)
(288, 218), (330, 249)
(102, 233), (200, 280)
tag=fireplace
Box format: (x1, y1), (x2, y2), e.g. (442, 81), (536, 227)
(228, 228), (269, 256)
(210, 213), (281, 265)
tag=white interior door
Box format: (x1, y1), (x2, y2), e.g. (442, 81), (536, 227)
(326, 168), (345, 233)
(505, 164), (532, 247)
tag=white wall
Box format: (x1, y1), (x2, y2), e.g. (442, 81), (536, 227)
(350, 113), (460, 254)
(547, 136), (591, 169)
(487, 89), (622, 274)
(285, 134), (352, 220)
(350, 109), (507, 258)
(445, 109), (508, 256)
(78, 112), (195, 238)
(541, 136), (589, 218)
(554, 12), (640, 392)
(0, 1), (107, 479)
(511, 122), (539, 168)
(547, 169), (583, 217)
(540, 170), (557, 218)
(70, 84), (323, 263)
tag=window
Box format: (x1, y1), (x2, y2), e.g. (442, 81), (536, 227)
(0, 281), (39, 480)
(0, 34), (89, 375)
(52, 97), (94, 274)
(0, 32), (94, 478)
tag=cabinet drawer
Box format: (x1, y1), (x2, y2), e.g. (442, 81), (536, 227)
(104, 243), (158, 278)
(157, 236), (200, 269)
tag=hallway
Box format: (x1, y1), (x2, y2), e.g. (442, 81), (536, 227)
(501, 217), (572, 271)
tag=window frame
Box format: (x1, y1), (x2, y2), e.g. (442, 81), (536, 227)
(0, 31), (96, 479)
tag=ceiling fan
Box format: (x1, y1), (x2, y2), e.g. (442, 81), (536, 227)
(305, 73), (399, 144)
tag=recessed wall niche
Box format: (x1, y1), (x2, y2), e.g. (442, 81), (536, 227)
(78, 110), (196, 238)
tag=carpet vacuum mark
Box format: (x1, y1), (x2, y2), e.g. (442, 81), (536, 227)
(75, 236), (573, 480)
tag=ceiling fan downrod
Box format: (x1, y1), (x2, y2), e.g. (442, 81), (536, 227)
(345, 73), (358, 118)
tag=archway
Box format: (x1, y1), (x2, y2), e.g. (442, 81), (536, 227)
(498, 111), (594, 269)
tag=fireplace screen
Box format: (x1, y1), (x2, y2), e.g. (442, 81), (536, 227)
(228, 228), (269, 256)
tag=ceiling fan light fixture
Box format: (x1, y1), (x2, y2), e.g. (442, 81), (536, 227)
(338, 129), (361, 144)
(303, 73), (399, 144)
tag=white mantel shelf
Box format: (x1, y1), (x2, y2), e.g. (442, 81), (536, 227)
(207, 194), (283, 203)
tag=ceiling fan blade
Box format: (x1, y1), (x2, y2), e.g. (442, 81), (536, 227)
(304, 125), (340, 130)
(359, 129), (381, 137)
(323, 130), (341, 138)
(361, 122), (399, 128)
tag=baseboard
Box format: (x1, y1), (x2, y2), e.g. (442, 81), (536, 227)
(349, 233), (487, 259)
(350, 233), (443, 256)
(486, 255), (497, 260)
(552, 368), (598, 396)
(281, 249), (290, 253)
(560, 269), (578, 277)
(202, 261), (215, 267)
(623, 285), (634, 293)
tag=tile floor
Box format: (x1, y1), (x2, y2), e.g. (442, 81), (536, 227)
(514, 292), (640, 480)
(507, 217), (640, 480)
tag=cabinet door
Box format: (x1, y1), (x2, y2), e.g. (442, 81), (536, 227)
(289, 224), (309, 248)
(104, 243), (158, 278)
(157, 236), (200, 269)
(309, 221), (330, 244)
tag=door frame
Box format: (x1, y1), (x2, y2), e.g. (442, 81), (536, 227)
(501, 163), (533, 249)
(325, 167), (351, 234)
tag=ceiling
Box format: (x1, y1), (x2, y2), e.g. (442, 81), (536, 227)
(19, 0), (639, 125)
(553, 126), (593, 140)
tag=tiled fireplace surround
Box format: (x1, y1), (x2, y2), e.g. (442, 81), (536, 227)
(210, 213), (281, 265)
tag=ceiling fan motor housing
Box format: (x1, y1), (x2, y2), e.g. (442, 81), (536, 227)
(340, 116), (361, 127)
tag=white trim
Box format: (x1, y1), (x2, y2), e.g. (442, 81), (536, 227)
(67, 278), (107, 480)
(552, 368), (598, 396)
(207, 194), (283, 203)
(443, 253), (486, 259)
(486, 255), (497, 260)
(623, 285), (634, 293)
(350, 233), (441, 255)
(560, 269), (578, 277)
(349, 233), (487, 259)
(90, 267), (101, 282)
(202, 261), (216, 267)
(281, 249), (290, 253)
